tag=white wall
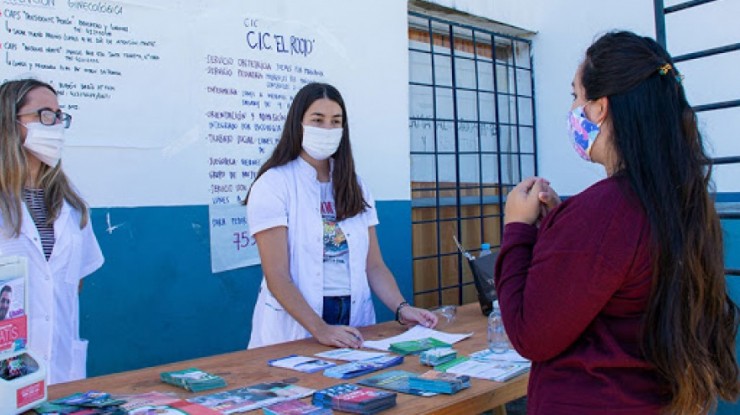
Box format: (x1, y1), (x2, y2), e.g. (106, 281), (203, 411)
(426, 0), (739, 195)
(663, 0), (740, 192)
(5, 0), (411, 206)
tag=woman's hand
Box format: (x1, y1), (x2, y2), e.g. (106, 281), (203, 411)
(537, 179), (561, 223)
(313, 323), (364, 348)
(399, 306), (438, 328)
(505, 177), (551, 226)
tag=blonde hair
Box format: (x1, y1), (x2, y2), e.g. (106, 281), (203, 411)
(0, 79), (89, 236)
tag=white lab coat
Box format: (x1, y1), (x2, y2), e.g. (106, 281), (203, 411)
(247, 157), (378, 348)
(0, 200), (104, 385)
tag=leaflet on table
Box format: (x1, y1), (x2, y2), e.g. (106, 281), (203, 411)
(262, 399), (333, 415)
(362, 325), (473, 352)
(357, 370), (437, 397)
(441, 357), (530, 382)
(188, 382), (315, 414)
(469, 348), (530, 364)
(323, 355), (404, 379)
(268, 354), (336, 373)
(160, 367), (227, 392)
(312, 383), (397, 414)
(407, 370), (471, 395)
(314, 348), (388, 362)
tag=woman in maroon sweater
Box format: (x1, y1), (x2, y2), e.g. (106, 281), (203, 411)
(496, 31), (739, 414)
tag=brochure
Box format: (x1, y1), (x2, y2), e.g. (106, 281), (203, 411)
(268, 354), (336, 373)
(122, 392), (222, 415)
(357, 370), (437, 397)
(312, 383), (396, 414)
(323, 355), (404, 379)
(362, 325), (472, 352)
(469, 348), (530, 364)
(441, 357), (530, 382)
(160, 367), (227, 392)
(388, 337), (451, 355)
(262, 399), (333, 415)
(407, 370), (470, 394)
(0, 269), (27, 355)
(314, 348), (388, 362)
(188, 382), (315, 414)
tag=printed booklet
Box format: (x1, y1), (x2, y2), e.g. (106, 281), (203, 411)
(0, 258), (27, 355)
(262, 399), (334, 415)
(312, 383), (396, 414)
(188, 381), (315, 414)
(160, 367), (227, 392)
(357, 370), (437, 397)
(314, 348), (388, 362)
(407, 370), (471, 394)
(323, 355), (404, 379)
(439, 356), (530, 382)
(268, 354), (336, 373)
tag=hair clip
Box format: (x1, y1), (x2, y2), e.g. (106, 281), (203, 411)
(658, 63), (673, 75)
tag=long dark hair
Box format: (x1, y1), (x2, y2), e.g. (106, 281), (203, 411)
(0, 78), (89, 236)
(582, 31), (739, 414)
(245, 82), (367, 221)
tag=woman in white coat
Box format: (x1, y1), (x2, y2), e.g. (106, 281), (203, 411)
(246, 83), (437, 348)
(0, 78), (104, 384)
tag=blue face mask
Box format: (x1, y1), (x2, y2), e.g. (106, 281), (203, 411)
(567, 105), (600, 161)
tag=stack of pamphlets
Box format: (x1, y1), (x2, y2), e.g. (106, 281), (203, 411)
(35, 391), (222, 415)
(389, 337), (451, 355)
(262, 399), (334, 415)
(315, 348), (389, 362)
(419, 347), (457, 366)
(188, 381), (315, 414)
(160, 367), (227, 392)
(121, 392), (223, 415)
(35, 391), (127, 414)
(408, 370), (471, 394)
(468, 348), (530, 364)
(323, 355), (404, 379)
(357, 370), (437, 397)
(312, 383), (396, 414)
(269, 354), (337, 373)
(436, 355), (530, 382)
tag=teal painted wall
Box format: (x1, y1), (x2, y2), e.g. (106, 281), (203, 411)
(717, 219), (740, 414)
(80, 200), (412, 377)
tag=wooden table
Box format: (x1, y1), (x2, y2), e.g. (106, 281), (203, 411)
(48, 303), (528, 415)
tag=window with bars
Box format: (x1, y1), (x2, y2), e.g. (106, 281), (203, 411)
(408, 12), (537, 309)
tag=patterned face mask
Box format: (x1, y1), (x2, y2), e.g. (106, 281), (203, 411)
(567, 105), (600, 161)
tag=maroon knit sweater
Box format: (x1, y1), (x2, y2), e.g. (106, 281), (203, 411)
(495, 175), (669, 414)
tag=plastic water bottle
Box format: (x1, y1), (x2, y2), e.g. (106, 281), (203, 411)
(487, 300), (510, 353)
(479, 242), (492, 258)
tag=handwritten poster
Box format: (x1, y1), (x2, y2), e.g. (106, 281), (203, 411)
(203, 14), (329, 272)
(0, 0), (191, 148)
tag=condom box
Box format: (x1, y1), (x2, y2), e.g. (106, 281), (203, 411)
(0, 256), (47, 414)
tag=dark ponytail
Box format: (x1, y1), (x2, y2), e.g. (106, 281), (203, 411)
(582, 31), (739, 414)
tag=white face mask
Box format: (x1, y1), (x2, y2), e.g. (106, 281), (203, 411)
(302, 125), (343, 161)
(21, 122), (65, 168)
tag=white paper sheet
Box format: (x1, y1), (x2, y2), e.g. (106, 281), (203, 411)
(362, 325), (473, 351)
(314, 348), (389, 361)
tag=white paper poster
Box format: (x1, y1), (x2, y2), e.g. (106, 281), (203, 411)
(202, 14), (330, 272)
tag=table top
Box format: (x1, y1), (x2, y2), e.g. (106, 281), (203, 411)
(48, 303), (528, 415)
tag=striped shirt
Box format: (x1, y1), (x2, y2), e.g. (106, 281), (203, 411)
(23, 188), (55, 260)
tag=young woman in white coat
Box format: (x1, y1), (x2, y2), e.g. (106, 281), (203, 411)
(247, 83), (437, 348)
(0, 78), (104, 384)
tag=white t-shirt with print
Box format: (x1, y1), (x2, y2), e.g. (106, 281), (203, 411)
(320, 182), (351, 296)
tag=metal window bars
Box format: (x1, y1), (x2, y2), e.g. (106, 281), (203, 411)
(408, 11), (536, 307)
(655, 0), (740, 277)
